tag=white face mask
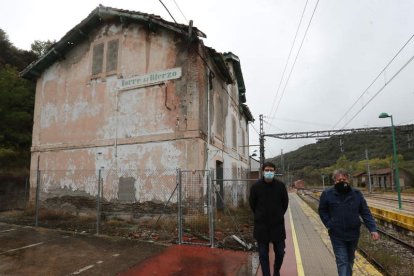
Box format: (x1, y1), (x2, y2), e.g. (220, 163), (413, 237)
(264, 171), (275, 180)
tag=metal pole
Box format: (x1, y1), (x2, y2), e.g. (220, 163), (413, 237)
(24, 176), (28, 209)
(365, 149), (372, 193)
(390, 116), (402, 209)
(259, 114), (265, 175)
(35, 156), (40, 227)
(208, 170), (214, 247)
(177, 168), (182, 244)
(96, 168), (102, 235)
(322, 174), (325, 190)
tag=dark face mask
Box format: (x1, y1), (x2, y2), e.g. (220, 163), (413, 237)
(335, 181), (351, 194)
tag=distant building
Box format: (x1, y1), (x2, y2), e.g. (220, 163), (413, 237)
(293, 179), (305, 190)
(352, 168), (412, 190)
(22, 6), (254, 202)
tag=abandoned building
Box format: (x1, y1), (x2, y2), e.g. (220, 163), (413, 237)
(21, 6), (254, 204)
(352, 168), (412, 190)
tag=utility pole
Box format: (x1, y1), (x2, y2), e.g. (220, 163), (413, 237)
(259, 114), (265, 174)
(281, 149), (284, 183)
(365, 148), (372, 193)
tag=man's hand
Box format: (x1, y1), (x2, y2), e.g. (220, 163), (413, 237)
(371, 232), (380, 241)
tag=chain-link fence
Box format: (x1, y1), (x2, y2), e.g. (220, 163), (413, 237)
(0, 168), (256, 249)
(0, 175), (29, 211)
(210, 168), (255, 249)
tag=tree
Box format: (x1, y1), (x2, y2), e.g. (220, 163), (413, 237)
(31, 39), (55, 58)
(0, 65), (34, 170)
(0, 29), (37, 71)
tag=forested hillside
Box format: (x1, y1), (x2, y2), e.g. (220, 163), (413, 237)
(268, 126), (414, 170)
(0, 29), (39, 173)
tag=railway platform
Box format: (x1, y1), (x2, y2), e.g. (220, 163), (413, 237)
(119, 193), (382, 275)
(254, 193), (381, 276)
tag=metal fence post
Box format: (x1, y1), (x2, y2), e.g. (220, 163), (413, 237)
(35, 169), (40, 227)
(24, 176), (28, 209)
(96, 168), (102, 235)
(208, 170), (214, 247)
(177, 168), (182, 244)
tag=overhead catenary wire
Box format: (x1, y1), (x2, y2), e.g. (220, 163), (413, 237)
(250, 123), (261, 136)
(332, 33), (414, 129)
(270, 0), (320, 124)
(266, 0), (310, 132)
(339, 53), (414, 129)
(172, 0), (188, 23)
(156, 1), (243, 128)
(158, 0), (177, 23)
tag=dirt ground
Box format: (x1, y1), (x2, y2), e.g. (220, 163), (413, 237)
(0, 196), (255, 250)
(0, 222), (167, 275)
(0, 222), (255, 276)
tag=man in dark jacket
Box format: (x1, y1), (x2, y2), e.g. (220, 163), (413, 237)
(318, 168), (380, 276)
(249, 162), (289, 276)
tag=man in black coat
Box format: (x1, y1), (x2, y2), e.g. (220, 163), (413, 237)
(249, 162), (289, 276)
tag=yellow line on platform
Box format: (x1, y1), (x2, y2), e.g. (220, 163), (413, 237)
(289, 207), (305, 276)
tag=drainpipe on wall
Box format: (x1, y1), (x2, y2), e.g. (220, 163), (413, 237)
(207, 68), (211, 168)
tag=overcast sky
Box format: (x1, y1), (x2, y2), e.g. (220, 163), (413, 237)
(1, 0), (414, 159)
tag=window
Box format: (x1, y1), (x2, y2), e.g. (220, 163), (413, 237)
(232, 116), (237, 149)
(106, 39), (119, 72)
(92, 39), (119, 76)
(92, 43), (104, 75)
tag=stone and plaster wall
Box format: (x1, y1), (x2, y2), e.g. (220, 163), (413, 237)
(30, 22), (249, 203)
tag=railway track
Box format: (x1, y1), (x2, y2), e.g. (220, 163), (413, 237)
(308, 188), (414, 205)
(368, 195), (414, 204)
(303, 191), (414, 248)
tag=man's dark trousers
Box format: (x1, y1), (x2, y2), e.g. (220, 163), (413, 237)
(258, 240), (285, 276)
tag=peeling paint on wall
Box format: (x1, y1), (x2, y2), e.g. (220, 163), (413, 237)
(30, 19), (250, 203)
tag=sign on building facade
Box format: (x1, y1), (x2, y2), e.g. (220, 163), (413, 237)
(118, 67), (182, 91)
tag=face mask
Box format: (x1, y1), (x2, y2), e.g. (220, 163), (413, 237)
(264, 171), (275, 180)
(335, 181), (350, 194)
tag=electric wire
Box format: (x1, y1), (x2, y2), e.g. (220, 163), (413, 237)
(250, 123), (261, 136)
(332, 33), (414, 129)
(158, 0), (177, 23)
(263, 118), (286, 133)
(339, 53), (414, 129)
(172, 0), (188, 23)
(400, 119), (414, 124)
(266, 0), (310, 132)
(271, 0), (320, 121)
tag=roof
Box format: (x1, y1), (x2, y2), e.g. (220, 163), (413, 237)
(372, 168), (392, 175)
(224, 52), (246, 103)
(352, 171), (366, 177)
(21, 5), (206, 80)
(20, 5), (254, 122)
(206, 47), (233, 84)
(241, 104), (254, 122)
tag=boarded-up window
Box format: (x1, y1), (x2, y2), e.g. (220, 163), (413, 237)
(92, 43), (104, 75)
(106, 39), (119, 72)
(241, 130), (246, 155)
(232, 116), (237, 148)
(216, 95), (224, 137)
(118, 177), (136, 202)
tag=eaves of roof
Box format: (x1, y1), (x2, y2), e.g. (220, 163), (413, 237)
(224, 52), (246, 103)
(242, 104), (254, 122)
(21, 5), (206, 80)
(206, 47), (233, 84)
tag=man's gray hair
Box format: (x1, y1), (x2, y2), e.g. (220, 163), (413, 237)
(332, 168), (350, 180)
